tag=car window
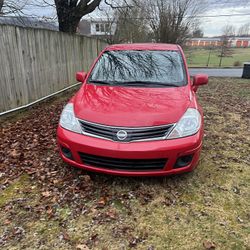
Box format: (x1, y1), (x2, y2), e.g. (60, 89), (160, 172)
(88, 50), (187, 87)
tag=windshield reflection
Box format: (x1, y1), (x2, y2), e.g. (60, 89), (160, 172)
(88, 50), (186, 86)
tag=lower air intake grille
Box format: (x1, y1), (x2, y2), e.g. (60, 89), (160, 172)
(78, 152), (167, 171)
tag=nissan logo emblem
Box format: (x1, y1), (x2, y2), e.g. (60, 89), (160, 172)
(116, 130), (128, 141)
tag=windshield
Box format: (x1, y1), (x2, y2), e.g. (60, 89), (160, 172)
(88, 50), (187, 87)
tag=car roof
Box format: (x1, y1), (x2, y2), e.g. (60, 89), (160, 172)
(105, 43), (180, 51)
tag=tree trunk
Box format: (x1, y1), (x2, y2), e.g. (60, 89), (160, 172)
(54, 0), (101, 34)
(0, 0), (4, 13)
(58, 16), (81, 33)
(219, 47), (223, 67)
(55, 0), (81, 33)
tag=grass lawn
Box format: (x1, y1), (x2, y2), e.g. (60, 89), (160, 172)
(185, 48), (250, 68)
(0, 78), (250, 249)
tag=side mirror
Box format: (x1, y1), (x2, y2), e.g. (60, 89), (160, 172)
(193, 74), (208, 86)
(192, 74), (208, 92)
(76, 71), (87, 82)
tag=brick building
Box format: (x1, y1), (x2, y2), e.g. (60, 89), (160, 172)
(186, 37), (250, 48)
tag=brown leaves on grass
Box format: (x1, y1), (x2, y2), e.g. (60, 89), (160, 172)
(0, 96), (140, 248)
(0, 226), (25, 245)
(0, 99), (96, 219)
(105, 208), (118, 220)
(0, 79), (249, 249)
(128, 232), (148, 248)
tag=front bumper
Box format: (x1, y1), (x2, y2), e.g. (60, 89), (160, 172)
(57, 126), (203, 176)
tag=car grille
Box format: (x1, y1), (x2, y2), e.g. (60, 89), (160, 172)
(78, 119), (174, 142)
(78, 152), (167, 171)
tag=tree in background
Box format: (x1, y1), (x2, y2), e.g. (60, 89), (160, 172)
(0, 0), (3, 13)
(113, 5), (149, 43)
(238, 23), (250, 37)
(222, 24), (236, 37)
(218, 24), (235, 67)
(104, 0), (207, 45)
(54, 0), (101, 33)
(53, 0), (135, 34)
(0, 0), (28, 15)
(192, 26), (204, 38)
(142, 0), (206, 45)
(98, 0), (150, 44)
(97, 9), (118, 44)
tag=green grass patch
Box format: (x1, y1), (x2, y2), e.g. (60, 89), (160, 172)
(0, 174), (31, 207)
(185, 48), (250, 67)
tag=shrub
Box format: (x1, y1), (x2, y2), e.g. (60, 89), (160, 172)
(234, 61), (242, 67)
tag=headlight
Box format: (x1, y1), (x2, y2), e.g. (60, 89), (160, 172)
(167, 108), (201, 139)
(59, 103), (82, 133)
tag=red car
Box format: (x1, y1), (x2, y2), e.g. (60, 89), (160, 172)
(57, 43), (208, 176)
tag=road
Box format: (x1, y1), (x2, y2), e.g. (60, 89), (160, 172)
(189, 68), (243, 78)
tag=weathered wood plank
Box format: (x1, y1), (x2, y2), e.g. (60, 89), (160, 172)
(0, 24), (107, 113)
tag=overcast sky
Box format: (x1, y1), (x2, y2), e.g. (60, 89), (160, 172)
(16, 0), (250, 37)
(201, 1), (250, 36)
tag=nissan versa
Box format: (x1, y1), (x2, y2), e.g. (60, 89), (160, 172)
(57, 43), (208, 176)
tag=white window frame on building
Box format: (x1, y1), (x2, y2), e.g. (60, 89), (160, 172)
(94, 22), (110, 34)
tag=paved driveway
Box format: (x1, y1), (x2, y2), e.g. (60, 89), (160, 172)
(189, 68), (243, 78)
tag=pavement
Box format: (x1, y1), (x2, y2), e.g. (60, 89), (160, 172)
(189, 68), (243, 78)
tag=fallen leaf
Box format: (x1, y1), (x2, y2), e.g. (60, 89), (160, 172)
(62, 231), (70, 241)
(76, 244), (90, 250)
(42, 191), (51, 197)
(9, 149), (20, 158)
(203, 240), (216, 249)
(106, 209), (117, 219)
(46, 207), (53, 215)
(4, 219), (11, 225)
(97, 197), (107, 207)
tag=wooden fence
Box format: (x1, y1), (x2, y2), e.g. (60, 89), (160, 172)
(0, 24), (107, 113)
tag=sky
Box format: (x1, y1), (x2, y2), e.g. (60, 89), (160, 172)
(8, 0), (250, 37)
(200, 1), (250, 36)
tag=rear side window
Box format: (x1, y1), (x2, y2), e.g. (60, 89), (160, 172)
(89, 50), (187, 87)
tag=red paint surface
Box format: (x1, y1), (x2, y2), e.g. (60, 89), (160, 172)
(57, 126), (203, 177)
(57, 43), (208, 176)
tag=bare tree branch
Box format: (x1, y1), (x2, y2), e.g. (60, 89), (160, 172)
(104, 0), (133, 9)
(0, 0), (32, 15)
(139, 0), (207, 45)
(79, 0), (102, 15)
(238, 22), (250, 36)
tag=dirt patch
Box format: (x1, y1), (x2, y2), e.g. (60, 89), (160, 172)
(0, 78), (249, 249)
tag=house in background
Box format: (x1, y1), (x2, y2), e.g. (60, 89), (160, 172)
(0, 16), (58, 31)
(78, 18), (117, 41)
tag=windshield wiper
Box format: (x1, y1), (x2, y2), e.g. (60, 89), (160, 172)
(88, 80), (112, 85)
(88, 80), (180, 87)
(124, 81), (180, 87)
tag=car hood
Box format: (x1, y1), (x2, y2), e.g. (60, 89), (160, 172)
(74, 84), (191, 127)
